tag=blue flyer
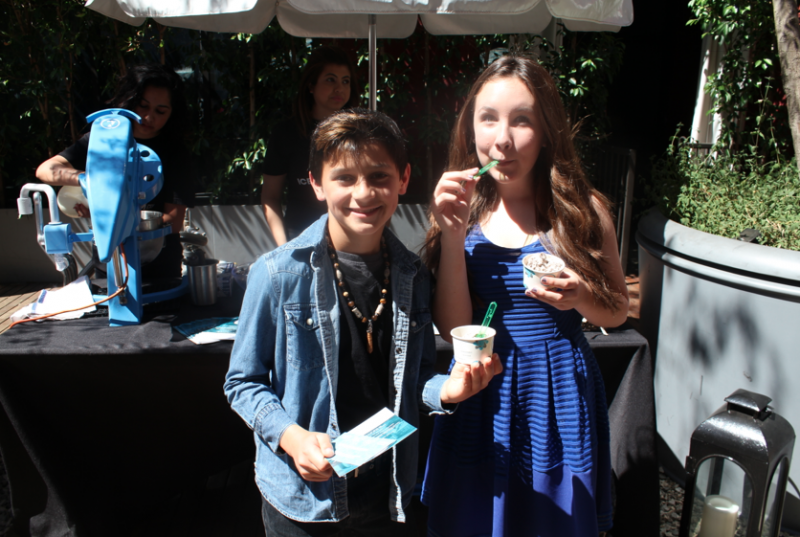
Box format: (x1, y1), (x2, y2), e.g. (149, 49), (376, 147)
(174, 317), (238, 345)
(327, 408), (417, 477)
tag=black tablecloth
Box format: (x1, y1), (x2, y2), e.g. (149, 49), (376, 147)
(575, 329), (660, 537)
(0, 296), (256, 537)
(0, 298), (658, 537)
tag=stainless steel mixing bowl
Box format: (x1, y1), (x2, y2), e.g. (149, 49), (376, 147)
(138, 210), (165, 264)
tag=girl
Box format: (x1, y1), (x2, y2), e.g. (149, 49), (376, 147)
(260, 45), (360, 245)
(421, 56), (629, 536)
(36, 64), (195, 279)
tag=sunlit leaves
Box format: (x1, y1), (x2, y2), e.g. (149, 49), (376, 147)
(689, 0), (790, 159)
(0, 9), (624, 206)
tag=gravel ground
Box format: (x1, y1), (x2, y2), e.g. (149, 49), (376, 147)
(659, 468), (685, 537)
(657, 467), (797, 537)
(0, 454), (793, 536)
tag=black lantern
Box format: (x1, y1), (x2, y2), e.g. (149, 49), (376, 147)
(679, 389), (795, 537)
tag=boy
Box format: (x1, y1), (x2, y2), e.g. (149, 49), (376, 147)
(224, 109), (501, 536)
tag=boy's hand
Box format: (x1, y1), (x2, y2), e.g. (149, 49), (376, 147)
(440, 353), (503, 404)
(279, 424), (335, 482)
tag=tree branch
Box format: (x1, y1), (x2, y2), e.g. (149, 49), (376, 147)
(772, 0), (800, 169)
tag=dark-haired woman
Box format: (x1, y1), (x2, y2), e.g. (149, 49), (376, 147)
(260, 45), (359, 245)
(36, 64), (195, 279)
(421, 55), (629, 536)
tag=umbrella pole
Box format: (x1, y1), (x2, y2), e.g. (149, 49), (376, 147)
(369, 14), (377, 111)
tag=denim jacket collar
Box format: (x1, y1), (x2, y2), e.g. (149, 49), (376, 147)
(289, 214), (420, 281)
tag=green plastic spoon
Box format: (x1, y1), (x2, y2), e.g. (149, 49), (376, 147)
(461, 160), (499, 188)
(474, 301), (497, 338)
(474, 159), (500, 178)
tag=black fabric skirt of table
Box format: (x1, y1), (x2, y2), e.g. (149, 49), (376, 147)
(0, 298), (658, 537)
(0, 296), (261, 537)
(583, 328), (660, 537)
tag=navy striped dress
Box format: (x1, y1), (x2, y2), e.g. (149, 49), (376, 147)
(421, 227), (613, 537)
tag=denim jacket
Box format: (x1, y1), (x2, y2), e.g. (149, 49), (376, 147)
(224, 215), (451, 523)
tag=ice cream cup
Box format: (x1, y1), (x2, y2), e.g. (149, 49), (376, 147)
(450, 325), (496, 365)
(523, 253), (565, 290)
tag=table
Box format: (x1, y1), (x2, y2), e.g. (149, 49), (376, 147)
(562, 328), (660, 537)
(0, 295), (262, 537)
(0, 299), (658, 537)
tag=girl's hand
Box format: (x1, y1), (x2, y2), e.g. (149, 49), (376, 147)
(430, 168), (480, 238)
(524, 268), (590, 312)
(441, 353), (503, 404)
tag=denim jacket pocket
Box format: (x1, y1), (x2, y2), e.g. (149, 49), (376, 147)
(284, 303), (324, 370)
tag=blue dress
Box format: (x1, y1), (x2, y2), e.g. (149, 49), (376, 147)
(421, 227), (613, 537)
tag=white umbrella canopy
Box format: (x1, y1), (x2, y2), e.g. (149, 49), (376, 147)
(85, 0), (633, 108)
(86, 0), (632, 36)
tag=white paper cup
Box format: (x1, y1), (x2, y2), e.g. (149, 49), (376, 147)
(450, 325), (496, 364)
(522, 253), (565, 290)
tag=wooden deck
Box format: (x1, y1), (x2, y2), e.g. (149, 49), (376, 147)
(0, 282), (56, 334)
(624, 275), (641, 333)
(626, 275), (640, 315)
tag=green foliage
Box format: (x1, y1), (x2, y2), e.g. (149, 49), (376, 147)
(648, 133), (800, 251)
(688, 0), (790, 159)
(648, 0), (800, 251)
(1, 7), (624, 207)
(522, 30), (625, 144)
(176, 28), (301, 203)
(0, 0), (151, 206)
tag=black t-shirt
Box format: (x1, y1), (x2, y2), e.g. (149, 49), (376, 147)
(261, 116), (327, 238)
(59, 132), (196, 212)
(334, 249), (393, 432)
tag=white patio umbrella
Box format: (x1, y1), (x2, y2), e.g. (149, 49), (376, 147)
(86, 0), (633, 110)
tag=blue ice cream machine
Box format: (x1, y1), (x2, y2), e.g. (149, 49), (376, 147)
(17, 108), (188, 326)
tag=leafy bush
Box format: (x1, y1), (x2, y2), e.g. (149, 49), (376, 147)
(648, 0), (800, 253)
(648, 135), (800, 251)
(1, 3), (623, 208)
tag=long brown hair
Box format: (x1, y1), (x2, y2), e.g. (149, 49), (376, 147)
(424, 55), (621, 313)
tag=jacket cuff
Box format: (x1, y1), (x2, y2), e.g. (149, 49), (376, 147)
(255, 403), (296, 453)
(423, 373), (456, 415)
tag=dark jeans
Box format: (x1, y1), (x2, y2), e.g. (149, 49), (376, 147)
(261, 455), (418, 537)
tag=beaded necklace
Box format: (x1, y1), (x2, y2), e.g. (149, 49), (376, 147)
(326, 231), (390, 354)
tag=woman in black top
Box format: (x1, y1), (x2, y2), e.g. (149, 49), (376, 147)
(260, 46), (359, 245)
(36, 64), (195, 279)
